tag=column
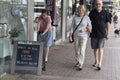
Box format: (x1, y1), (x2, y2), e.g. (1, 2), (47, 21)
(28, 0), (34, 40)
(61, 0), (67, 41)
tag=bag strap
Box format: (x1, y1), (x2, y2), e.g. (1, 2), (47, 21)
(73, 15), (85, 34)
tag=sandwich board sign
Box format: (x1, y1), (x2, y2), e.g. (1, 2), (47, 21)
(11, 41), (44, 75)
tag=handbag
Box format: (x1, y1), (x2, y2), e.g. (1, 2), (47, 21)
(69, 34), (74, 43)
(69, 15), (85, 43)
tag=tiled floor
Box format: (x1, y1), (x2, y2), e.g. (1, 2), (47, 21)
(1, 25), (120, 80)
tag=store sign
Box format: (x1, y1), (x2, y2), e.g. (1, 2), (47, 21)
(46, 0), (56, 25)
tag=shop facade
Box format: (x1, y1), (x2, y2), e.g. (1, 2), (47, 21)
(0, 0), (29, 76)
(0, 0), (75, 76)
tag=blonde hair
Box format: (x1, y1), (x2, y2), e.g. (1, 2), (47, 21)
(77, 5), (86, 14)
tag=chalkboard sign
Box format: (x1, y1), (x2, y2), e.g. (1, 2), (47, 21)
(11, 41), (44, 75)
(16, 44), (40, 67)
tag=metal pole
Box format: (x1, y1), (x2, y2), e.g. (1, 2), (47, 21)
(61, 0), (67, 41)
(28, 0), (34, 40)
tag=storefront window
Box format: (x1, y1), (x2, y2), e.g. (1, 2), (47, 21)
(0, 0), (28, 76)
(66, 0), (73, 33)
(11, 0), (28, 39)
(55, 0), (62, 40)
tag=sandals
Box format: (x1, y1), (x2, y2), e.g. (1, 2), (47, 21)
(92, 64), (97, 67)
(75, 62), (83, 71)
(76, 67), (82, 71)
(74, 62), (79, 67)
(97, 66), (101, 70)
(76, 66), (82, 71)
(97, 64), (101, 70)
(93, 63), (101, 70)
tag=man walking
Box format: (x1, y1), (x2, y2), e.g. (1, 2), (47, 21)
(89, 0), (110, 70)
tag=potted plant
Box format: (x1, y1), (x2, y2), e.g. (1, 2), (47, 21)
(9, 27), (23, 37)
(9, 27), (23, 44)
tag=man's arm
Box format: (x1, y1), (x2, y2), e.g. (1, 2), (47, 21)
(106, 22), (110, 39)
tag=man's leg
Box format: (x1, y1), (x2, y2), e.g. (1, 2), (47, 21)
(97, 38), (105, 70)
(98, 48), (103, 67)
(93, 49), (99, 66)
(91, 38), (99, 67)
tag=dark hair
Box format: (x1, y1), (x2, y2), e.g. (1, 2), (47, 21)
(41, 9), (47, 13)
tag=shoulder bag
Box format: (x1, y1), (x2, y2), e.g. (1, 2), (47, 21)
(69, 15), (85, 43)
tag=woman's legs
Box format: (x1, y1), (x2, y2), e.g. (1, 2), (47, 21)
(74, 37), (88, 68)
(44, 31), (53, 62)
(79, 37), (88, 67)
(44, 47), (49, 62)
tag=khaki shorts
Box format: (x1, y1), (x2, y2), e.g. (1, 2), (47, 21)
(91, 38), (105, 49)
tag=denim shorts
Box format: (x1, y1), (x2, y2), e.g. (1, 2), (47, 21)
(91, 38), (105, 49)
(37, 31), (53, 47)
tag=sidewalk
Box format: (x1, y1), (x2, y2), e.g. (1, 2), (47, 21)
(1, 26), (120, 80)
